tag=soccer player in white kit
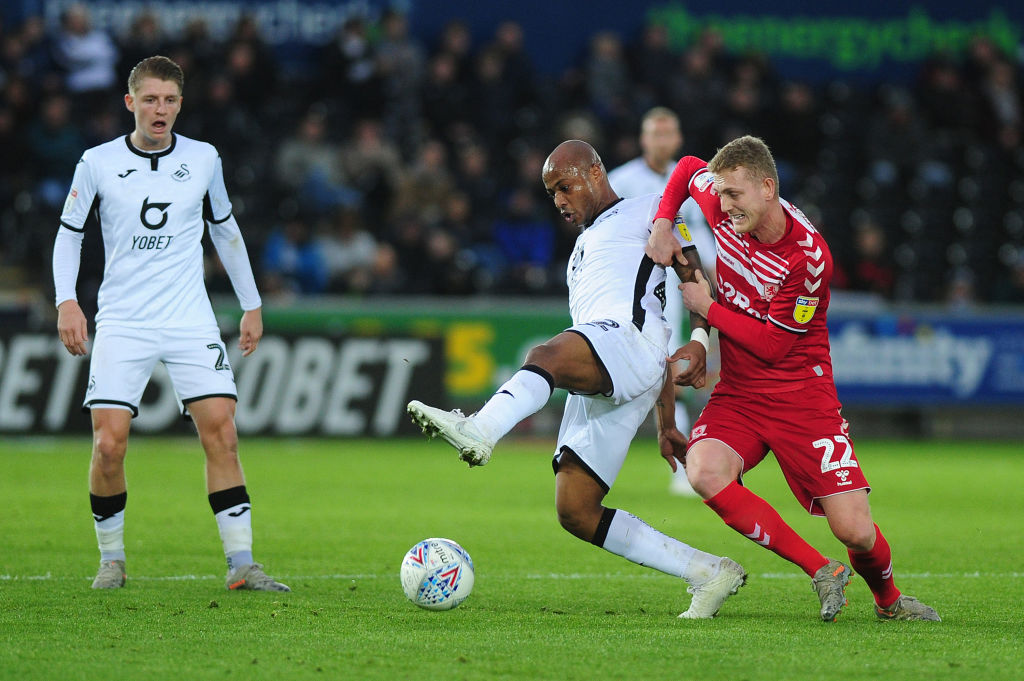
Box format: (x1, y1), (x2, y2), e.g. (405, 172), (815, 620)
(408, 140), (745, 618)
(608, 107), (715, 497)
(53, 56), (288, 591)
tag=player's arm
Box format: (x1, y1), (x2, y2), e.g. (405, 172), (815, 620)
(208, 216), (262, 356)
(682, 270), (800, 364)
(205, 154), (264, 355)
(647, 156), (709, 266)
(53, 155), (95, 356)
(669, 245), (710, 388)
(54, 231), (88, 356)
(654, 366), (688, 472)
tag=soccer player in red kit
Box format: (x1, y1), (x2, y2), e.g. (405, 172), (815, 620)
(647, 135), (940, 622)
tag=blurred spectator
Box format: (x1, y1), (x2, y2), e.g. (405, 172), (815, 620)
(946, 268), (978, 311)
(977, 57), (1022, 153)
(315, 206), (380, 293)
(586, 31), (630, 126)
(26, 93), (84, 207)
(470, 46), (518, 153)
(191, 73), (252, 160)
(261, 212), (329, 296)
(628, 23), (675, 110)
(320, 16), (382, 121)
(421, 52), (471, 144)
(377, 9), (425, 154)
(434, 19), (474, 86)
(491, 20), (537, 114)
(992, 255), (1024, 303)
(455, 143), (501, 222)
(492, 186), (556, 292)
(51, 3), (118, 115)
(392, 138), (455, 223)
(847, 215), (896, 298)
(172, 19), (220, 79)
(437, 191), (483, 247)
(222, 40), (266, 113)
(339, 118), (404, 231)
(117, 11), (166, 78)
(915, 54), (977, 135)
(668, 46), (728, 160)
(274, 105), (357, 213)
(865, 88), (926, 191)
(769, 81), (821, 185)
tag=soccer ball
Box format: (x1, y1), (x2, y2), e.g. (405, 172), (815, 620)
(400, 538), (475, 610)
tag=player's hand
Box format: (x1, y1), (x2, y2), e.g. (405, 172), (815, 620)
(239, 308), (263, 357)
(56, 299), (89, 356)
(646, 217), (687, 267)
(669, 340), (707, 388)
(658, 425), (689, 472)
(680, 270), (714, 317)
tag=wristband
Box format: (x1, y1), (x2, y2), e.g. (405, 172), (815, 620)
(690, 327), (710, 352)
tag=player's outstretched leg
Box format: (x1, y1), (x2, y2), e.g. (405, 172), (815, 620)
(587, 506), (745, 619)
(91, 559), (126, 589)
(407, 400), (495, 466)
(226, 563), (290, 592)
(875, 595), (941, 621)
(812, 558), (852, 622)
(678, 557), (747, 619)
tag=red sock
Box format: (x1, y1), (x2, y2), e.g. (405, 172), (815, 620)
(706, 481), (828, 577)
(848, 524), (901, 608)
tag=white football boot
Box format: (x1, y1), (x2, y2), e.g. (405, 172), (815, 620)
(678, 557), (746, 619)
(407, 400), (494, 466)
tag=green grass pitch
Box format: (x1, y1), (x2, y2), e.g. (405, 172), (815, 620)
(1, 436), (1022, 681)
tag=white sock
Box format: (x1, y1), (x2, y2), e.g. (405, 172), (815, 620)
(471, 367), (553, 443)
(214, 503), (254, 570)
(600, 509), (720, 584)
(91, 492), (127, 562)
(95, 512), (126, 562)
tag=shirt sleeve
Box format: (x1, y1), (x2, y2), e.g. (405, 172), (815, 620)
(208, 214), (262, 311)
(59, 153), (97, 232)
(707, 301), (799, 364)
(53, 153), (95, 306)
(655, 156), (728, 230)
(202, 154), (234, 224)
(203, 151), (260, 310)
(52, 227), (85, 307)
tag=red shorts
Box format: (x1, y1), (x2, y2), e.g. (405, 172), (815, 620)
(688, 381), (870, 516)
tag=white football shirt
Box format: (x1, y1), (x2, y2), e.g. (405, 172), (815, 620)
(57, 133), (258, 329)
(566, 194), (693, 343)
(607, 156), (714, 267)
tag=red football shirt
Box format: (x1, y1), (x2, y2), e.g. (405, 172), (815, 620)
(656, 157), (835, 393)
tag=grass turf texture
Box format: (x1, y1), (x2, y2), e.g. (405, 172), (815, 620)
(1, 437), (1021, 681)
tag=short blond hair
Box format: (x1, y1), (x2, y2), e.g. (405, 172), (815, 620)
(641, 106), (679, 127)
(127, 55), (184, 95)
(708, 135), (779, 198)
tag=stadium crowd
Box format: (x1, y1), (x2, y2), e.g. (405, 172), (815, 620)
(2, 4), (1024, 311)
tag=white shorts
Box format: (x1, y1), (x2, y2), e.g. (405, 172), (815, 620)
(565, 319), (666, 405)
(553, 319), (666, 490)
(84, 325), (237, 417)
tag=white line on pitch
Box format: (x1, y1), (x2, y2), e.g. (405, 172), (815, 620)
(3, 571), (1022, 582)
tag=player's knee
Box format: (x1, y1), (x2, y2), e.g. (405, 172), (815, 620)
(555, 501), (597, 541)
(833, 522), (875, 552)
(524, 342), (558, 372)
(92, 430), (127, 464)
(684, 461), (730, 499)
(199, 419), (238, 459)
